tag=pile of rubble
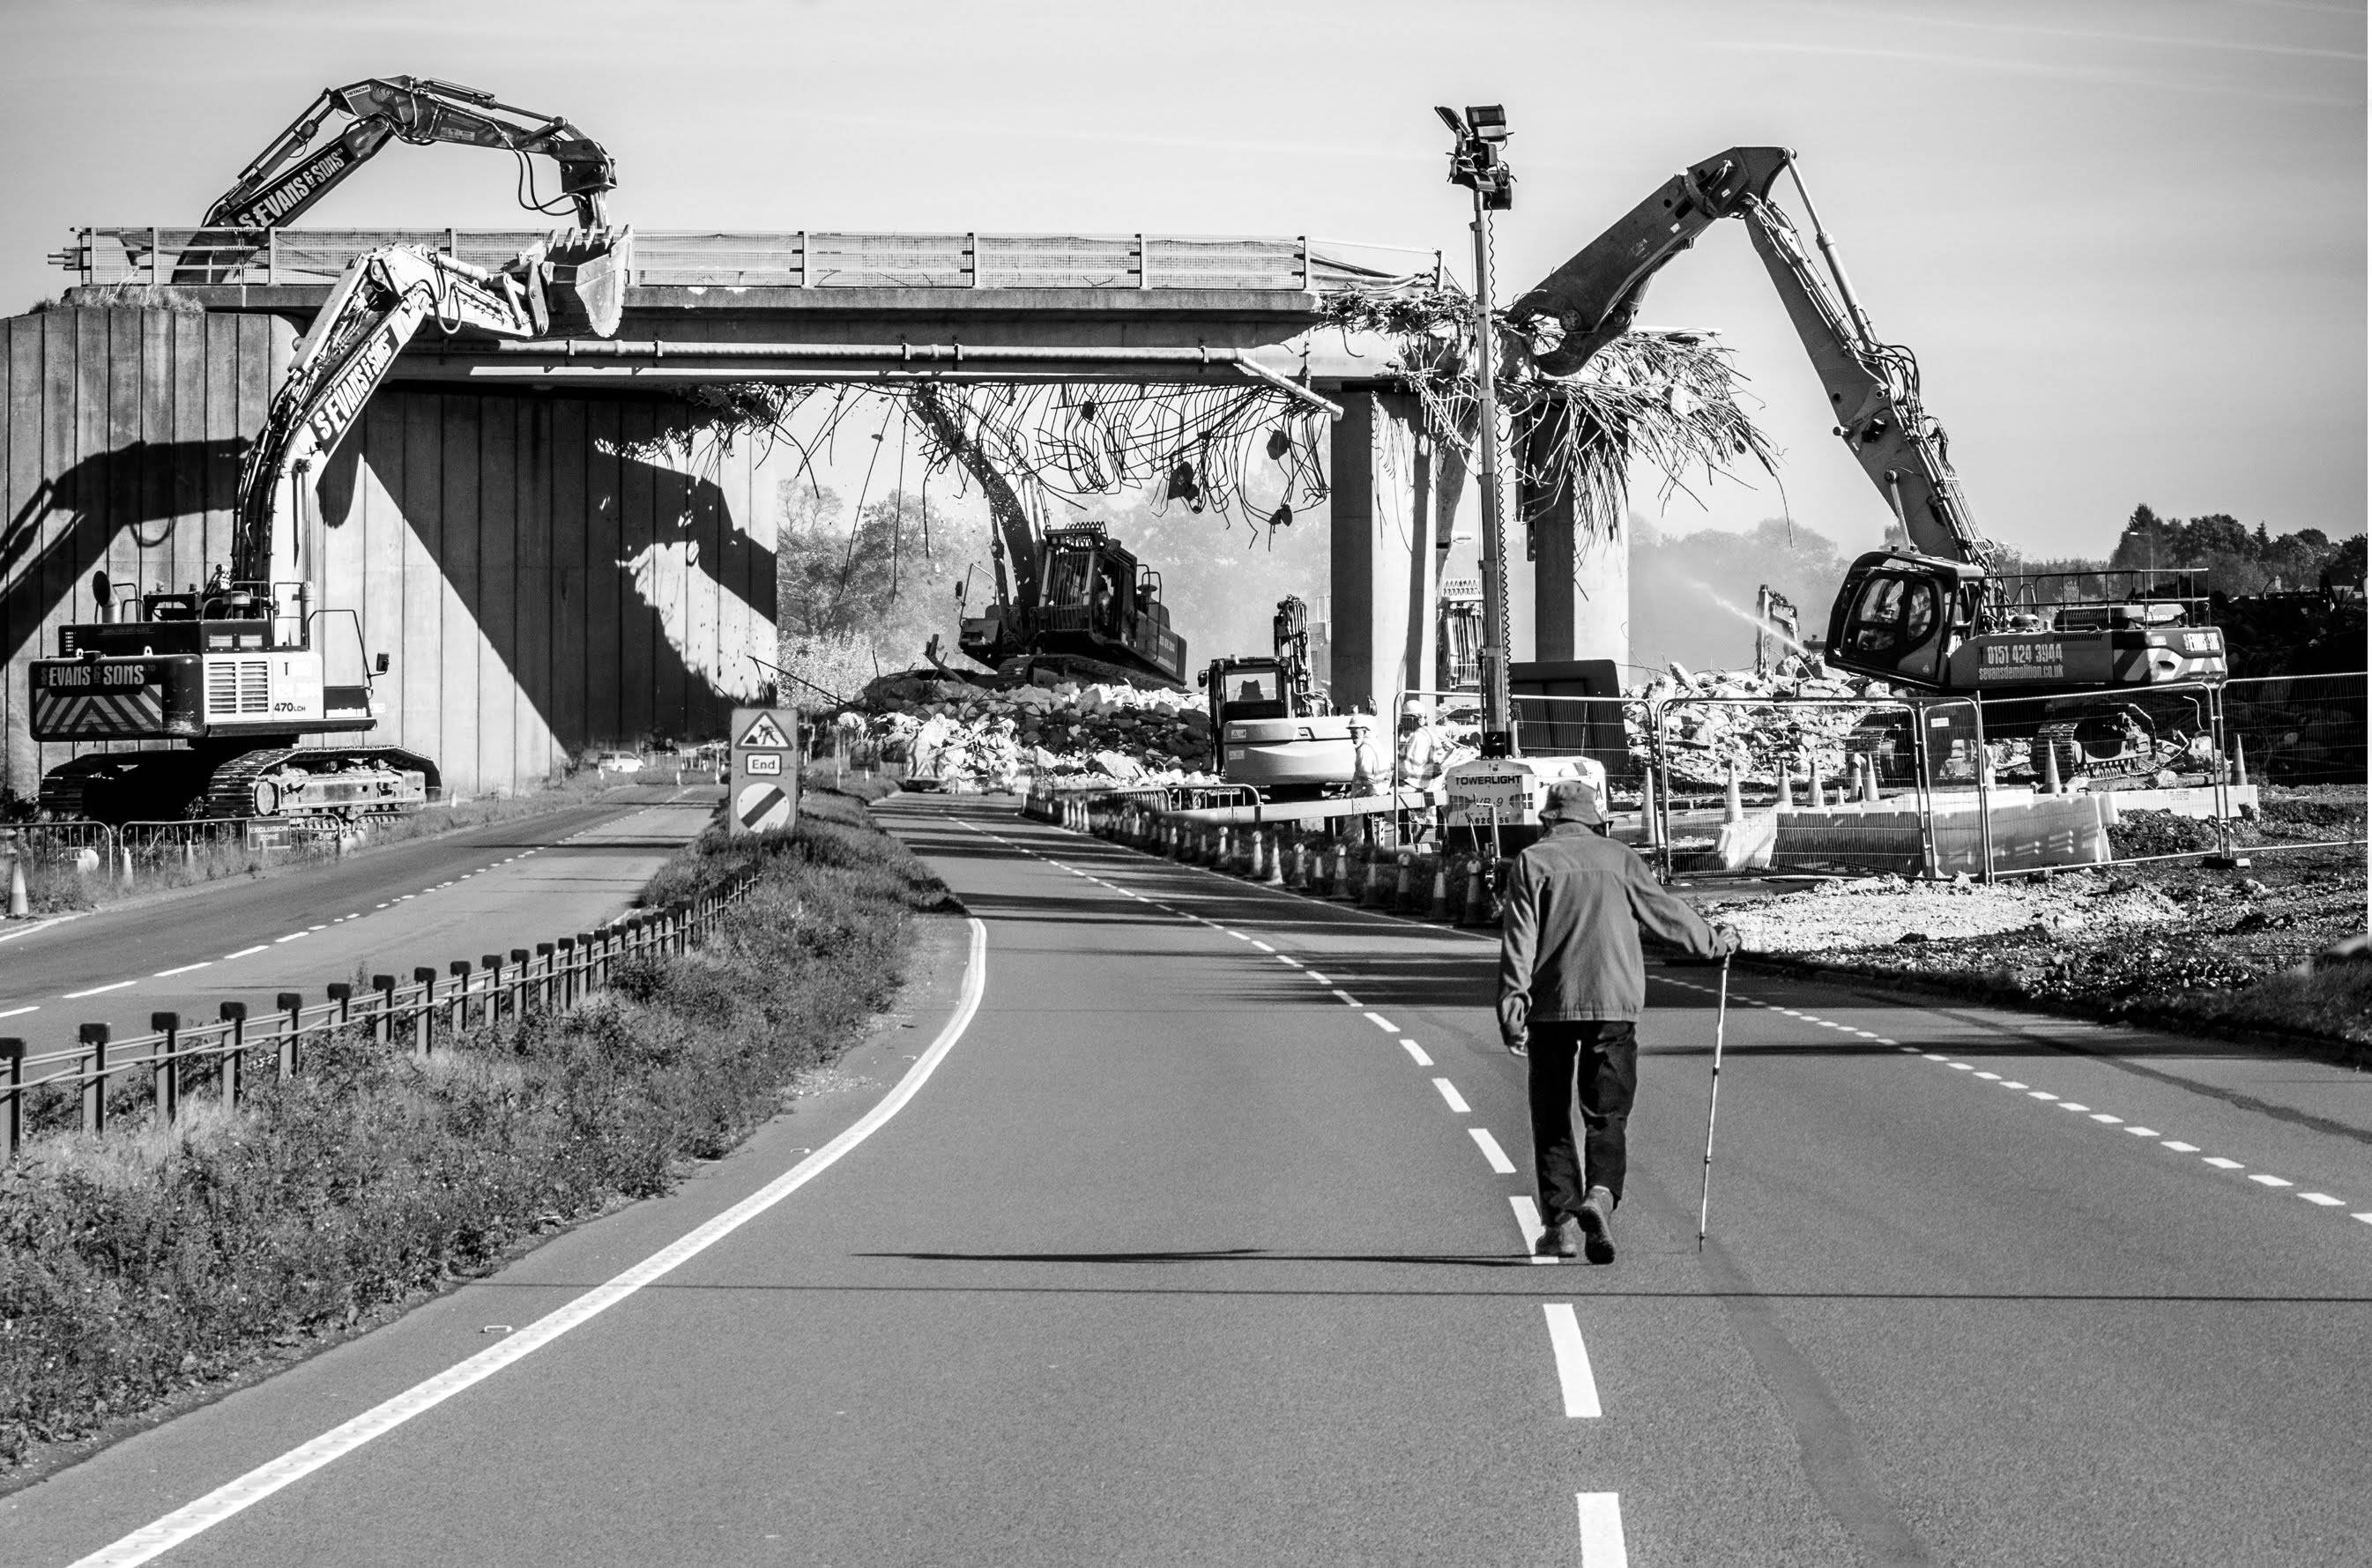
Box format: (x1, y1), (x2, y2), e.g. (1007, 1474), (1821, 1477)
(1707, 871), (2188, 952)
(840, 674), (1216, 791)
(1628, 657), (1887, 787)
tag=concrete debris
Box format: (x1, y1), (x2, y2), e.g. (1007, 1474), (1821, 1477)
(1711, 871), (2190, 953)
(843, 675), (1216, 791)
(1627, 656), (1887, 786)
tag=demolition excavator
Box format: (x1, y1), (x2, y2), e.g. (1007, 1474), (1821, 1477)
(1508, 147), (2227, 770)
(175, 76), (615, 279)
(32, 229), (631, 822)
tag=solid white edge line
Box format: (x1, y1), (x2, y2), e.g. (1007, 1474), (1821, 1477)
(1469, 1126), (1517, 1175)
(1576, 1492), (1628, 1566)
(71, 916), (993, 1568)
(0, 1005), (38, 1019)
(1543, 1304), (1602, 1418)
(63, 980), (136, 999)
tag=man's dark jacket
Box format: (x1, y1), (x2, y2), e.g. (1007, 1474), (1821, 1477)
(1498, 821), (1721, 1040)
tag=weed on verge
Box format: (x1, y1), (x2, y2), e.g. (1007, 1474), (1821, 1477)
(0, 781), (948, 1474)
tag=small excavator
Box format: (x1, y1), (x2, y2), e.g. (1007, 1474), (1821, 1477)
(175, 76), (615, 280)
(33, 87), (630, 822)
(1509, 146), (2228, 773)
(1200, 595), (1372, 796)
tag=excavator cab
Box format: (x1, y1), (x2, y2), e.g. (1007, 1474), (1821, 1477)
(1825, 552), (1984, 688)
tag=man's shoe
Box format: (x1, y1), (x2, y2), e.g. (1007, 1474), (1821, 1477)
(1576, 1187), (1617, 1264)
(1534, 1215), (1581, 1260)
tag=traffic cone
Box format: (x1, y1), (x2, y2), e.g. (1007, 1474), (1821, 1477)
(1724, 760), (1743, 824)
(1394, 851), (1414, 910)
(1863, 754), (1882, 804)
(2041, 742), (2063, 797)
(1461, 858), (1489, 925)
(1428, 858), (1450, 920)
(2230, 735), (2249, 787)
(7, 857), (26, 918)
(1263, 832), (1285, 885)
(1806, 752), (1825, 810)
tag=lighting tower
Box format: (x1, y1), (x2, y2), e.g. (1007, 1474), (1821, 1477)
(1436, 103), (1516, 758)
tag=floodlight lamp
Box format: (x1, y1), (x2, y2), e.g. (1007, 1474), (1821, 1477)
(1434, 105), (1466, 135)
(1465, 104), (1508, 143)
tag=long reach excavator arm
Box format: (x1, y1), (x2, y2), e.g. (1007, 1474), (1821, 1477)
(1506, 145), (1993, 575)
(234, 229), (631, 590)
(1503, 146), (2224, 711)
(202, 75), (616, 232)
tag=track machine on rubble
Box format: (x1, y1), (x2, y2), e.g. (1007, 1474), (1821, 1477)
(955, 521), (1188, 689)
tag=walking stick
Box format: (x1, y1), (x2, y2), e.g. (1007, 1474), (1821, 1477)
(1696, 954), (1732, 1252)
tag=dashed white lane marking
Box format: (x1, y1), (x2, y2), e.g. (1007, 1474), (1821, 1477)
(1275, 955), (1302, 969)
(2301, 1193), (2346, 1207)
(307, 923), (328, 931)
(2249, 1174), (2294, 1188)
(1250, 940), (1274, 953)
(1433, 1078), (1470, 1113)
(2204, 1157), (2245, 1170)
(2124, 1126), (2160, 1138)
(2030, 1091), (2058, 1101)
(2162, 1141), (2200, 1152)
(64, 980), (135, 999)
(2353, 1214), (2372, 1226)
(62, 918), (993, 1568)
(1949, 1062), (1974, 1071)
(1974, 1071), (2001, 1081)
(274, 933), (307, 944)
(1225, 930), (1251, 942)
(2090, 1113), (2123, 1123)
(2057, 1103), (2090, 1113)
(375, 903), (390, 910)
(2000, 1081), (2028, 1089)
(1305, 970), (1333, 985)
(1544, 1304), (1603, 1418)
(1364, 1011), (1400, 1032)
(223, 945), (268, 959)
(1400, 1038), (1433, 1066)
(1469, 1127), (1517, 1175)
(1575, 1492), (1628, 1566)
(1331, 987), (1361, 1006)
(153, 962), (211, 977)
(0, 1005), (40, 1019)
(1510, 1196), (1557, 1266)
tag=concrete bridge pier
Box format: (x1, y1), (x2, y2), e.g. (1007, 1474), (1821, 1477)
(1327, 390), (1447, 718)
(1520, 408), (1630, 667)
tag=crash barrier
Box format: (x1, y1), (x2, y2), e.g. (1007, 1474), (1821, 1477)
(0, 877), (757, 1163)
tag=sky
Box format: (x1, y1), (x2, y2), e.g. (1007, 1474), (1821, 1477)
(2, 0), (2362, 568)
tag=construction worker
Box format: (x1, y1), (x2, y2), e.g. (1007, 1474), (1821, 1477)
(1499, 777), (1739, 1263)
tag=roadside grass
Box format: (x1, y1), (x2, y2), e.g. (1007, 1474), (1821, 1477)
(0, 778), (946, 1475)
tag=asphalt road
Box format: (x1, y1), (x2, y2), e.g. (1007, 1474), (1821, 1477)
(4, 792), (2368, 1565)
(0, 783), (722, 1056)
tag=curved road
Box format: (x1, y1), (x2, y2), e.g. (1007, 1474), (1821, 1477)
(3, 793), (2367, 1564)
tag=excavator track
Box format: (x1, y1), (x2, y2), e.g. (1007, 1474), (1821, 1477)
(200, 745), (438, 821)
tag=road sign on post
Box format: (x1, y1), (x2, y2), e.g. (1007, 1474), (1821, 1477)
(731, 707), (800, 836)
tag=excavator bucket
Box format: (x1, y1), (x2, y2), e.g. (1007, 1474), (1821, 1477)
(541, 226), (635, 338)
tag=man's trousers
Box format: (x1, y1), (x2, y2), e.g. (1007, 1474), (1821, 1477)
(1526, 1020), (1640, 1222)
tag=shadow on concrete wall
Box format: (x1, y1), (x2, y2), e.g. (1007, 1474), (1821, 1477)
(3, 437), (249, 666)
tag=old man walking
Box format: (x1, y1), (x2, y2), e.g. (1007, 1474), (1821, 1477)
(1498, 778), (1738, 1262)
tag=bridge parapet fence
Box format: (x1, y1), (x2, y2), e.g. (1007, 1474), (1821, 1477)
(0, 876), (758, 1164)
(57, 227), (1439, 294)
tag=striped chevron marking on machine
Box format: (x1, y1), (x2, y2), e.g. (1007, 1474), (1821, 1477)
(32, 687), (163, 734)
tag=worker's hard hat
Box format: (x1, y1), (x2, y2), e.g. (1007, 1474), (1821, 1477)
(1539, 778), (1604, 826)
